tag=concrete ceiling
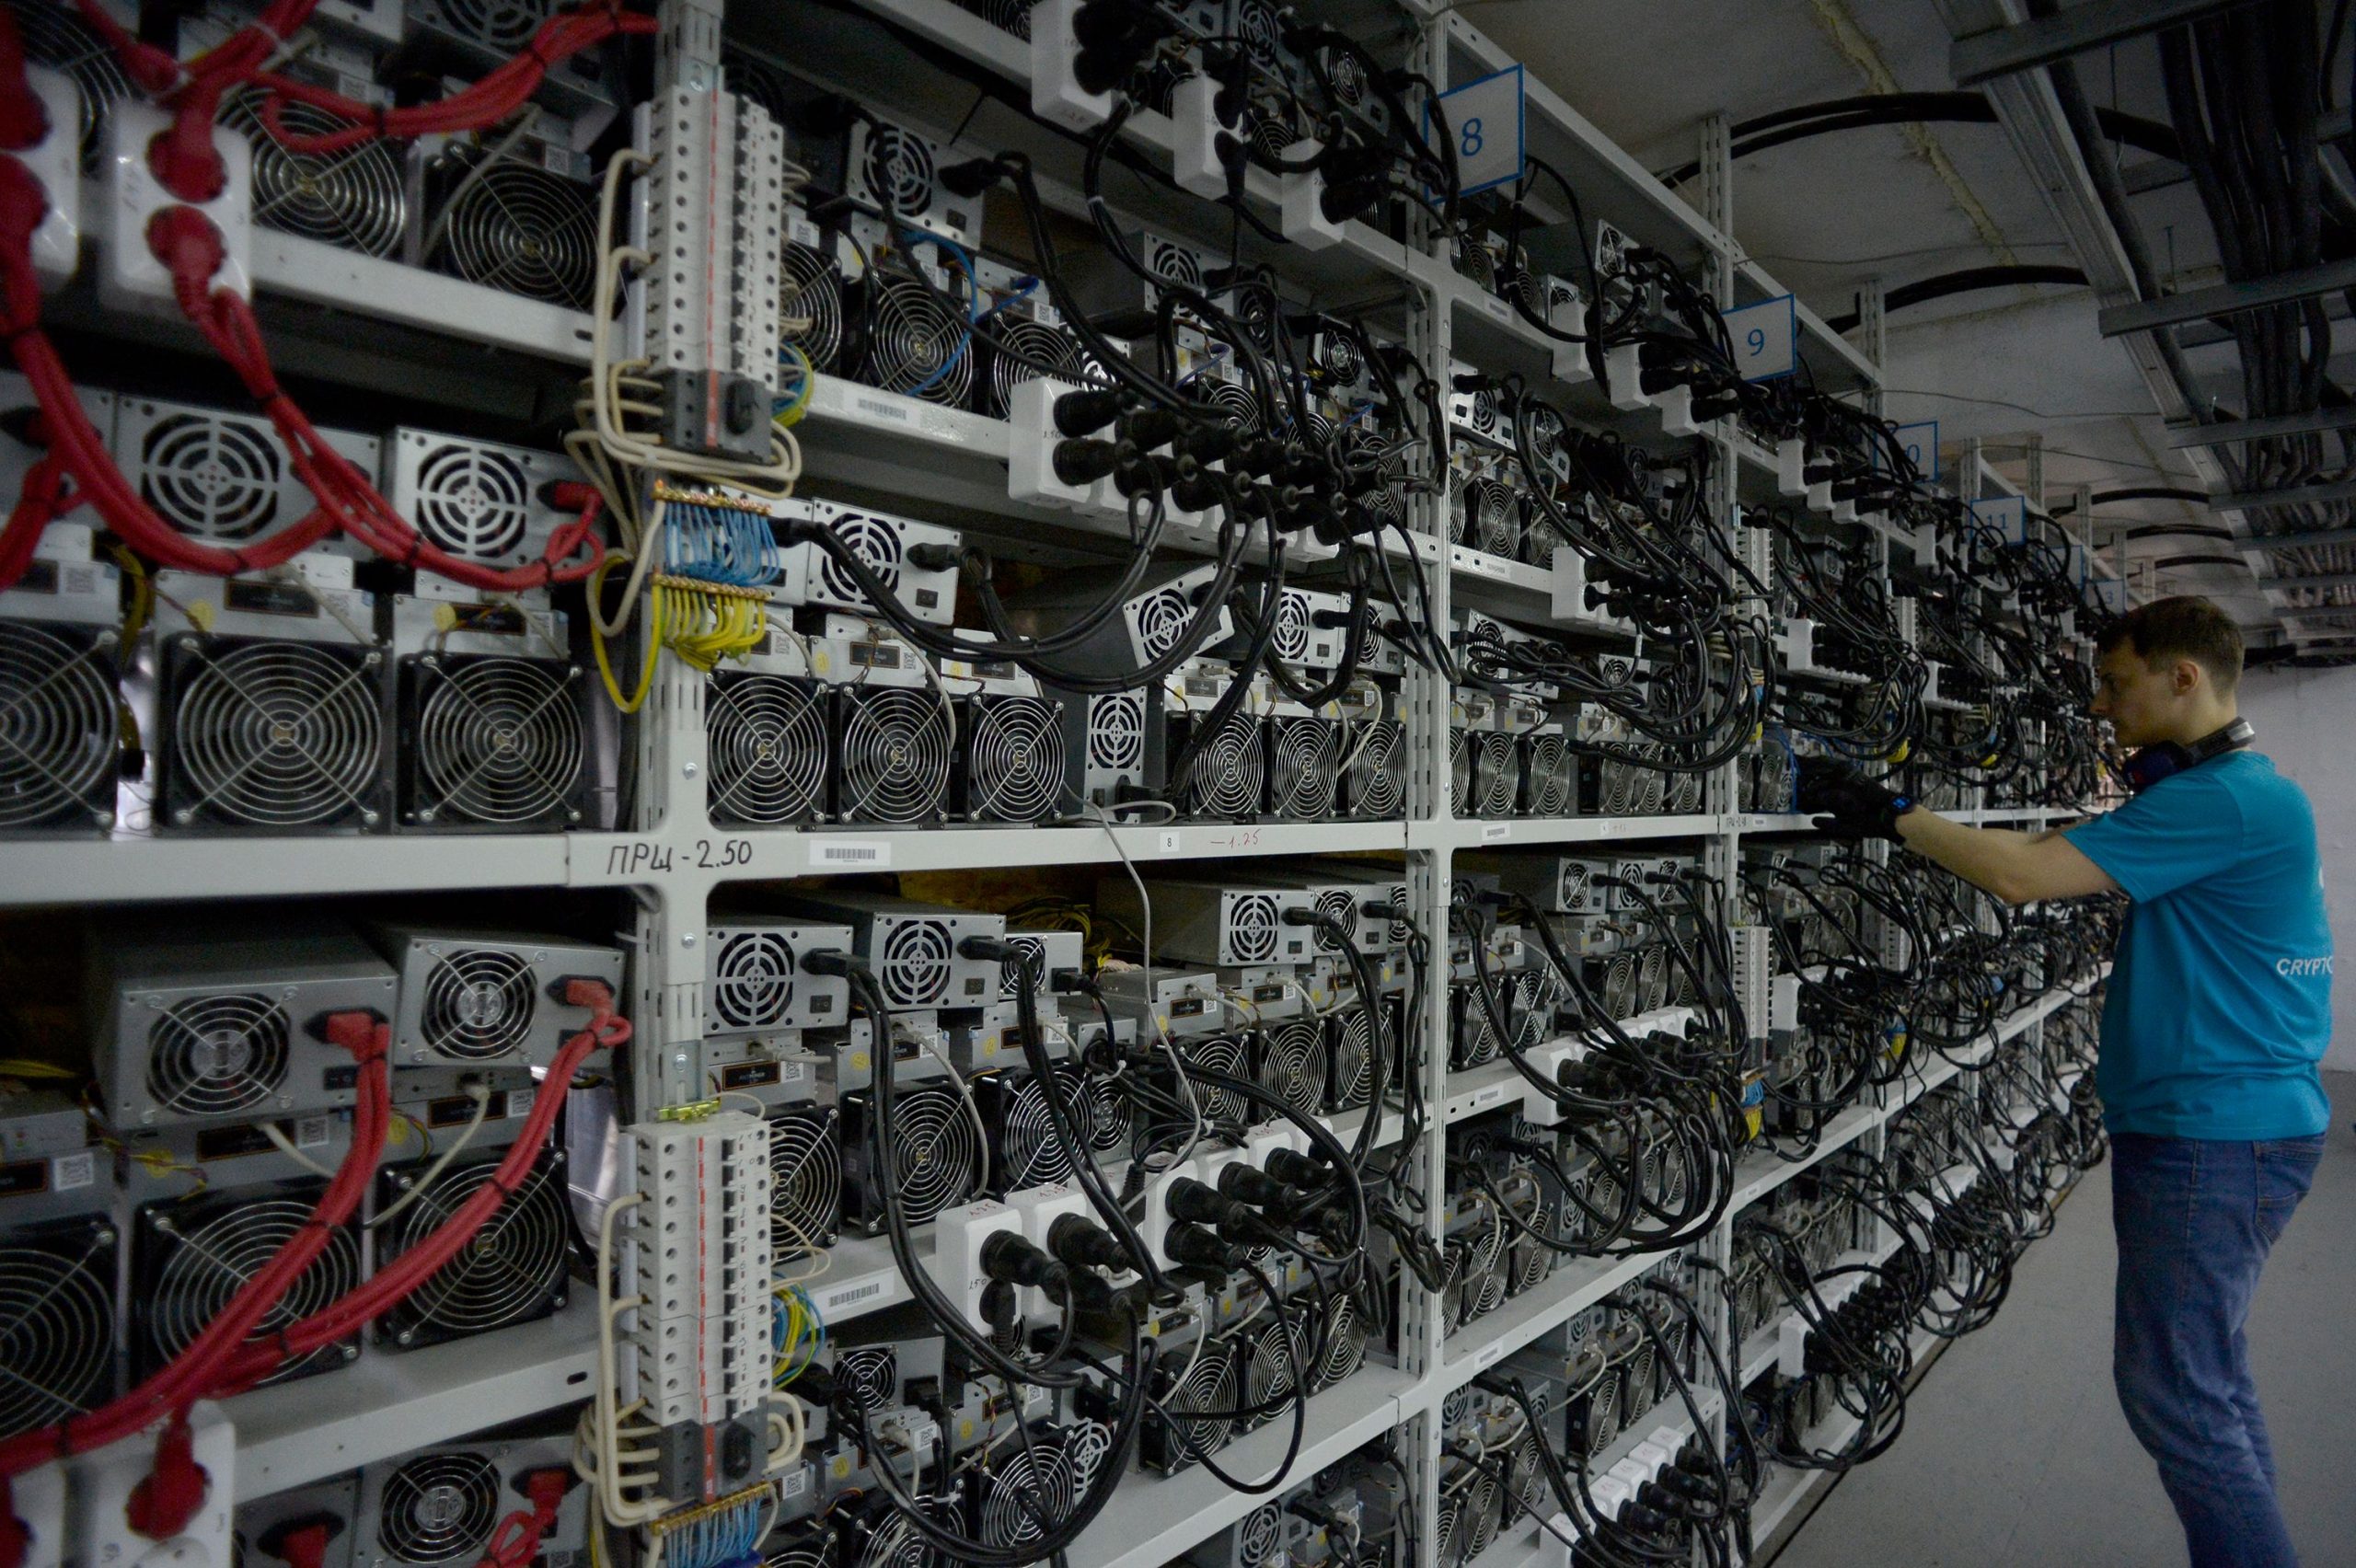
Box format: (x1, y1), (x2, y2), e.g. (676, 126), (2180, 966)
(1453, 0), (2336, 641)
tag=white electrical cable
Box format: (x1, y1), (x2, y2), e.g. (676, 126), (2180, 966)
(365, 1082), (493, 1229)
(257, 1118), (335, 1178)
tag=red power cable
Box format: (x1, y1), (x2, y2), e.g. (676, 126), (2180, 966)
(478, 1469), (575, 1568)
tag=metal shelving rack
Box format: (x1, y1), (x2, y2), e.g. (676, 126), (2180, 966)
(0, 4), (2108, 1567)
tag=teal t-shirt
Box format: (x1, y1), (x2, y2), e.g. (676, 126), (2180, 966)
(2062, 750), (2333, 1139)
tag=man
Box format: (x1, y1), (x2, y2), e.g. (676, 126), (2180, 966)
(1799, 594), (2331, 1568)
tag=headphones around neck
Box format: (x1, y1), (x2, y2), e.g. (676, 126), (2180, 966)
(2123, 717), (2255, 792)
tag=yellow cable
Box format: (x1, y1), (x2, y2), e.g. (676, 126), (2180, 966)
(773, 342), (816, 429)
(591, 552), (663, 712)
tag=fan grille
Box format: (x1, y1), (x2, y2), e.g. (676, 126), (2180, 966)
(376, 1152), (567, 1338)
(167, 639), (382, 828)
(0, 621), (115, 829)
(983, 317), (1084, 418)
(883, 1083), (978, 1222)
(1311, 1295), (1365, 1392)
(963, 695), (1065, 824)
(1155, 1344), (1235, 1467)
(376, 1451), (501, 1566)
(144, 1191), (358, 1383)
(837, 1346), (896, 1412)
(859, 125), (938, 217)
(406, 444), (534, 561)
(997, 1066), (1091, 1189)
(1255, 1020), (1327, 1115)
(1267, 718), (1336, 819)
(146, 993), (291, 1116)
(863, 275), (971, 406)
(711, 929), (798, 1031)
(819, 514), (903, 608)
(7, 0), (126, 167)
(768, 1109), (839, 1256)
(421, 948), (536, 1059)
(1176, 1034), (1251, 1126)
(1340, 719), (1403, 818)
(977, 1435), (1078, 1549)
(780, 241), (847, 373)
(1328, 1009), (1373, 1111)
(433, 156), (597, 309)
(1523, 733), (1574, 815)
(1449, 731), (1472, 815)
(1228, 894), (1279, 964)
(1133, 589), (1192, 660)
(1237, 1504), (1282, 1568)
(138, 412), (283, 540)
(1271, 594), (1311, 662)
(410, 656), (582, 826)
(837, 687), (951, 825)
(1087, 693), (1143, 770)
(709, 671), (829, 825)
(1242, 1316), (1299, 1413)
(0, 1226), (114, 1439)
(1476, 732), (1520, 817)
(1177, 713), (1264, 819)
(223, 88), (405, 258)
(878, 919), (953, 1008)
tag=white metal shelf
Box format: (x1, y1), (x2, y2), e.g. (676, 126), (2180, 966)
(230, 1296), (599, 1498)
(1068, 1366), (1416, 1568)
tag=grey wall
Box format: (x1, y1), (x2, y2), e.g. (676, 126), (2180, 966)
(2240, 665), (2356, 1072)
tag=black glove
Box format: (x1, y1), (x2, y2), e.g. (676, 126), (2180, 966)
(1796, 756), (1913, 841)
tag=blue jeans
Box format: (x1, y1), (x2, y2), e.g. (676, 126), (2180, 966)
(2111, 1132), (2326, 1568)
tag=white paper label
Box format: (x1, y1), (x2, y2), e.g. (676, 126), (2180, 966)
(294, 1114), (330, 1150)
(816, 1276), (889, 1318)
(812, 840), (892, 869)
(1481, 823), (1511, 842)
(52, 1151), (93, 1192)
(1158, 830), (1183, 855)
(854, 395), (912, 424)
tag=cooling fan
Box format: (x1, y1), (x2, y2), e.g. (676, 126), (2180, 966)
(1472, 478), (1520, 559)
(424, 145), (598, 310)
(1474, 732), (1520, 818)
(1235, 1315), (1300, 1434)
(1337, 717), (1403, 818)
(1170, 711), (1265, 821)
(956, 694), (1067, 824)
(767, 1105), (840, 1256)
(415, 946), (537, 1061)
(710, 927), (803, 1032)
(951, 0), (1033, 37)
(391, 432), (572, 571)
(708, 669), (832, 826)
(400, 651), (588, 830)
(842, 1079), (981, 1231)
(1253, 1019), (1327, 1117)
(1323, 1007), (1376, 1113)
(1520, 731), (1575, 815)
(221, 87), (405, 258)
(856, 271), (973, 407)
(1141, 1339), (1236, 1474)
(373, 1147), (570, 1349)
(983, 1065), (1095, 1192)
(1308, 1293), (1366, 1393)
(0, 620), (118, 832)
(965, 1421), (1109, 1548)
(1266, 716), (1337, 819)
(835, 1345), (898, 1413)
(121, 407), (289, 544)
(158, 634), (388, 831)
(875, 917), (956, 1009)
(1080, 691), (1144, 798)
(365, 1450), (503, 1568)
(836, 686), (952, 826)
(0, 1218), (116, 1440)
(1448, 730), (1473, 816)
(780, 229), (849, 375)
(979, 315), (1087, 419)
(135, 1181), (361, 1385)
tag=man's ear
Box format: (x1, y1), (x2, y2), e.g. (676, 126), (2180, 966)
(2174, 657), (2202, 695)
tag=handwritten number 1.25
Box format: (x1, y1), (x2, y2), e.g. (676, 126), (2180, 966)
(1461, 117), (1484, 159)
(1747, 327), (1767, 358)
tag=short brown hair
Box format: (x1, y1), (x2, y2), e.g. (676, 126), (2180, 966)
(2096, 595), (2244, 692)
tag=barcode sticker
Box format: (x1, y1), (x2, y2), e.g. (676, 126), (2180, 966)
(1481, 823), (1511, 842)
(780, 1466), (810, 1499)
(294, 1115), (330, 1150)
(508, 1087), (537, 1118)
(52, 1152), (93, 1193)
(815, 1276), (888, 1318)
(789, 213), (821, 248)
(854, 396), (912, 424)
(1484, 294), (1513, 321)
(812, 840), (892, 869)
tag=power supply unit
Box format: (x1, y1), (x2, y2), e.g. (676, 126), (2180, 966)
(384, 428), (583, 580)
(1091, 876), (1317, 968)
(354, 1432), (589, 1568)
(90, 920), (398, 1130)
(780, 501), (961, 627)
(111, 396), (382, 561)
(770, 892), (1004, 1012)
(364, 923), (624, 1068)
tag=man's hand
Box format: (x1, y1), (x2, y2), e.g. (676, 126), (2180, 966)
(1796, 757), (1912, 841)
